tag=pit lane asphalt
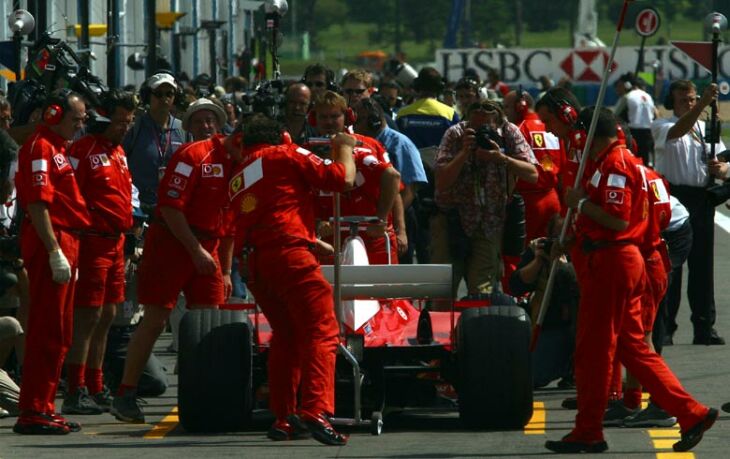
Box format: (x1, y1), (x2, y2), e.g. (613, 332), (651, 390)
(2, 212), (730, 459)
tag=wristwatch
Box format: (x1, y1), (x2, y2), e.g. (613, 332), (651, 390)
(577, 197), (589, 214)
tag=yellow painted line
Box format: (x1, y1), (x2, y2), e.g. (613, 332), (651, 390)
(524, 401), (545, 435)
(656, 454), (695, 459)
(648, 428), (681, 438)
(653, 439), (677, 449)
(143, 406), (179, 439)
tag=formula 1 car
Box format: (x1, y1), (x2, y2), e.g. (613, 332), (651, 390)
(177, 218), (533, 434)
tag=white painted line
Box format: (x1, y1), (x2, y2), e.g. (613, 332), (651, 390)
(715, 211), (730, 234)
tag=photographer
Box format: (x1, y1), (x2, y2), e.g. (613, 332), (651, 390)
(433, 100), (537, 298)
(652, 81), (726, 345)
(510, 231), (577, 389)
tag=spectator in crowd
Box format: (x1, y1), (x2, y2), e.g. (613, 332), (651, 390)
(433, 100), (537, 298)
(0, 96), (13, 131)
(302, 63), (336, 100)
(0, 315), (22, 418)
(510, 230), (576, 389)
(223, 76), (247, 94)
(397, 67), (459, 264)
(486, 67), (510, 97)
(376, 81), (403, 120)
(219, 95), (241, 134)
(283, 83), (316, 145)
(62, 90), (137, 416)
(537, 75), (554, 100)
(182, 98), (226, 141)
(123, 72), (185, 211)
(652, 81), (726, 345)
(547, 106), (717, 454)
(342, 69), (399, 131)
(353, 98), (428, 259)
(14, 89), (90, 435)
(454, 78), (481, 119)
(614, 73), (657, 166)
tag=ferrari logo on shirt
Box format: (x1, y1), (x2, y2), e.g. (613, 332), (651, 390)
(53, 153), (70, 171)
(90, 153), (111, 169)
(202, 163), (224, 178)
(240, 193), (257, 213)
(540, 154), (554, 172)
(605, 190), (624, 204)
(532, 132), (545, 148)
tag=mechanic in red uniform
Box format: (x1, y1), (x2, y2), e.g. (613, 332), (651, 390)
(229, 114), (355, 445)
(304, 90), (401, 264)
(607, 164), (675, 425)
(545, 107), (717, 454)
(62, 90), (136, 415)
(504, 90), (564, 240)
(14, 89), (91, 434)
(111, 127), (238, 424)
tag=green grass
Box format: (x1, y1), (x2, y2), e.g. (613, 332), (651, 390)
(278, 17), (720, 76)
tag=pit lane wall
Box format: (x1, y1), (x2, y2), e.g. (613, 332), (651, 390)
(436, 46), (730, 105)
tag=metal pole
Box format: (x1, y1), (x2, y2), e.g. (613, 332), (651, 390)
(334, 193), (343, 334)
(532, 0), (633, 351)
(145, 0), (158, 77)
(79, 0), (90, 68)
(107, 0), (120, 88)
(708, 19), (721, 159)
(13, 33), (22, 82)
(635, 35), (646, 76)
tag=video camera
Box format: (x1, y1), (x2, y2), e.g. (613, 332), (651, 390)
(241, 79), (287, 120)
(9, 32), (108, 125)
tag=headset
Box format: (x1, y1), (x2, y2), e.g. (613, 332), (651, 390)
(42, 88), (76, 125)
(663, 80), (695, 111)
(139, 70), (184, 105)
(413, 72), (446, 94)
(543, 91), (585, 149)
(307, 106), (357, 127)
(301, 64), (339, 92)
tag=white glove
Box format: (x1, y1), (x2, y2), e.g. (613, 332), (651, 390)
(49, 249), (72, 283)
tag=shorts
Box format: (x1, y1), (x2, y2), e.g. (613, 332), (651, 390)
(137, 223), (224, 308)
(75, 234), (126, 307)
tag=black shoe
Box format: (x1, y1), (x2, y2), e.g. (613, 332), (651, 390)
(603, 400), (639, 427)
(673, 408), (718, 452)
(561, 397), (578, 410)
(721, 402), (730, 413)
(62, 386), (103, 415)
(110, 390), (145, 423)
(545, 434), (608, 454)
(48, 413), (82, 432)
(267, 418), (310, 441)
(623, 402), (677, 428)
(663, 333), (674, 346)
(289, 413), (348, 446)
(92, 386), (113, 412)
(692, 329), (725, 345)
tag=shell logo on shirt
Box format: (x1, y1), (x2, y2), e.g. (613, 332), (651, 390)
(540, 154), (554, 172)
(240, 193), (257, 213)
(90, 153), (111, 169)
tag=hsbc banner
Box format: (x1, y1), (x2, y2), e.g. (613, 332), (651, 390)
(436, 46), (730, 84)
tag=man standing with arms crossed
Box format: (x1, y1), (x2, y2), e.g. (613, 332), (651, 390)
(62, 90), (137, 415)
(14, 89), (90, 434)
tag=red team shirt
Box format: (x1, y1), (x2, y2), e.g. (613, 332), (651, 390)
(67, 134), (133, 233)
(575, 141), (648, 244)
(156, 135), (232, 236)
(229, 143), (347, 248)
(515, 113), (564, 193)
(15, 125), (91, 229)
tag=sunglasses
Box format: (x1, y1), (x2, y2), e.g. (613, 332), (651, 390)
(344, 88), (367, 95)
(306, 81), (327, 88)
(152, 90), (175, 99)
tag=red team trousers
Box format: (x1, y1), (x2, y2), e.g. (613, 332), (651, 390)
(246, 244), (339, 420)
(19, 225), (80, 414)
(572, 244), (707, 442)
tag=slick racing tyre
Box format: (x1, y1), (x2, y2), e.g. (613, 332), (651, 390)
(178, 308), (253, 432)
(456, 306), (533, 429)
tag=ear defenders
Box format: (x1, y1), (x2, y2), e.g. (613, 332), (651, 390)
(42, 88), (75, 126)
(545, 92), (585, 149)
(307, 107), (357, 127)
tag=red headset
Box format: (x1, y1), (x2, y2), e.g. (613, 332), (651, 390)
(307, 107), (357, 127)
(42, 88), (75, 126)
(545, 93), (585, 149)
(43, 104), (65, 125)
(515, 85), (529, 119)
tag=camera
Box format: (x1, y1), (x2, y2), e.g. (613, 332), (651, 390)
(474, 124), (505, 150)
(241, 79), (287, 120)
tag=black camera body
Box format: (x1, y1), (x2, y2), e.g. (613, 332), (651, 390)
(241, 79), (287, 120)
(539, 237), (555, 255)
(474, 124), (505, 150)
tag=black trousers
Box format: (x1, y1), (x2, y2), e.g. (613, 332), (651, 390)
(666, 184), (716, 339)
(629, 128), (655, 166)
(652, 218), (693, 353)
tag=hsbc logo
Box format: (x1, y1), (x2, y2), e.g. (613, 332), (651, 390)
(560, 49), (618, 82)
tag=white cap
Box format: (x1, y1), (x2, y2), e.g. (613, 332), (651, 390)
(147, 72), (178, 90)
(182, 98), (227, 131)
